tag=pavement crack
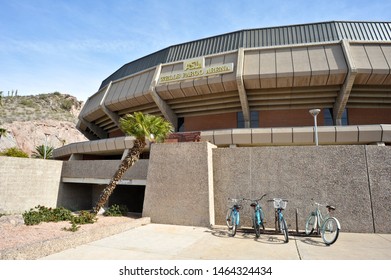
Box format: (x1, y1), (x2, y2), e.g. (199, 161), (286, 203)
(294, 237), (302, 260)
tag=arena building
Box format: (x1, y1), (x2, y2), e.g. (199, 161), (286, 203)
(54, 21), (391, 160)
(51, 21), (391, 233)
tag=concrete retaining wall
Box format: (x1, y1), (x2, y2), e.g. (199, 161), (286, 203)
(213, 146), (374, 232)
(144, 143), (391, 233)
(0, 157), (63, 214)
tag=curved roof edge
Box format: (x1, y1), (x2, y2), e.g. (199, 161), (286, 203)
(100, 21), (391, 90)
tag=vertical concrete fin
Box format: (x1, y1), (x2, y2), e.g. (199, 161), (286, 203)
(99, 81), (121, 128)
(333, 40), (357, 125)
(236, 48), (250, 128)
(149, 64), (178, 130)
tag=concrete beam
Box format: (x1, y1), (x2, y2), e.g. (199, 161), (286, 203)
(79, 118), (108, 139)
(99, 81), (121, 128)
(333, 40), (357, 125)
(62, 177), (146, 186)
(236, 48), (250, 128)
(149, 64), (178, 130)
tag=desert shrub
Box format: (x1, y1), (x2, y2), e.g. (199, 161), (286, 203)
(0, 147), (29, 158)
(23, 205), (97, 232)
(104, 204), (129, 216)
(23, 205), (73, 225)
(71, 210), (97, 224)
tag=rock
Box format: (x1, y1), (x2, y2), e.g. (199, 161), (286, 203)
(0, 120), (87, 156)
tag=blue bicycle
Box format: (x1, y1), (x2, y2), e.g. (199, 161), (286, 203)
(226, 198), (243, 237)
(268, 198), (289, 243)
(244, 194), (267, 238)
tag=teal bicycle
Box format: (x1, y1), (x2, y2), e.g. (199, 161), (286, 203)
(226, 198), (243, 237)
(268, 198), (289, 243)
(244, 194), (267, 238)
(305, 201), (341, 245)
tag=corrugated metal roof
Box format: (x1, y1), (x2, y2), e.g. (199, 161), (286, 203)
(100, 21), (391, 89)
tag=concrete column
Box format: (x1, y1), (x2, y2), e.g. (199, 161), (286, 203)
(149, 64), (178, 130)
(236, 48), (250, 128)
(100, 81), (121, 128)
(333, 39), (357, 125)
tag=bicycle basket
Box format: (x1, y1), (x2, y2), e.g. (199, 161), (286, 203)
(273, 199), (287, 209)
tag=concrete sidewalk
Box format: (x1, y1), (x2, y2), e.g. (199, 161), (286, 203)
(40, 223), (391, 260)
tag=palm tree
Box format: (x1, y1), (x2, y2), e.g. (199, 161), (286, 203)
(92, 112), (173, 214)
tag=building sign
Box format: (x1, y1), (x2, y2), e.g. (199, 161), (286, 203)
(158, 57), (234, 84)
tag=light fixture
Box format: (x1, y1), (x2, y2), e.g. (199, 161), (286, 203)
(309, 109), (321, 146)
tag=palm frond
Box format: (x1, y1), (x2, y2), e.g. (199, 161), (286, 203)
(119, 112), (173, 142)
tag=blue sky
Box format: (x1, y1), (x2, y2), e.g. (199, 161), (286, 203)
(1, 0), (390, 101)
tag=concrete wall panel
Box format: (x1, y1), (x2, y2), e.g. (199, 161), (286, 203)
(365, 146), (391, 233)
(143, 142), (216, 227)
(213, 146), (374, 233)
(0, 158), (63, 214)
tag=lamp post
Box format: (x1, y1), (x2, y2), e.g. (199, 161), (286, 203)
(309, 109), (321, 146)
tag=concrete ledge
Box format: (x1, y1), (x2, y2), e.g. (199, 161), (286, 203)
(54, 125), (391, 159)
(213, 129), (232, 145)
(53, 136), (136, 158)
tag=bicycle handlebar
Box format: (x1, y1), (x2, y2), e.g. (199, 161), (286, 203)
(243, 193), (268, 202)
(267, 198), (288, 202)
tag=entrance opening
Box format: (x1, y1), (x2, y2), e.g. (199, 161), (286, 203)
(109, 185), (145, 214)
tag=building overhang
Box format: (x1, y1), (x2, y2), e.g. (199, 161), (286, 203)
(54, 124), (391, 159)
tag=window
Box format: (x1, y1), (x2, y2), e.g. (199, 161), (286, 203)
(177, 117), (184, 132)
(237, 111), (259, 128)
(323, 109), (348, 125)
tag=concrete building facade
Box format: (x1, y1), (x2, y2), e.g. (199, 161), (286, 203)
(30, 21), (391, 233)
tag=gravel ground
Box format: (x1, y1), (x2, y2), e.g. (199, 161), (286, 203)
(0, 214), (150, 260)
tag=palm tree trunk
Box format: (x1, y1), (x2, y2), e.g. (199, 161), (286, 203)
(92, 138), (146, 214)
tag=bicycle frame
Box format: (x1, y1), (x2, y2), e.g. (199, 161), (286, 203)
(244, 194), (267, 238)
(314, 204), (328, 234)
(269, 198), (289, 243)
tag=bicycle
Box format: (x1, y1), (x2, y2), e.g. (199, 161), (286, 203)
(226, 198), (243, 237)
(305, 201), (341, 245)
(243, 194), (267, 238)
(268, 198), (289, 243)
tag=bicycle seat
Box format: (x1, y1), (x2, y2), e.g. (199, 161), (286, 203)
(250, 202), (257, 207)
(326, 205), (336, 211)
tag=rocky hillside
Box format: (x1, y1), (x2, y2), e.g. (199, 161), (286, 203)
(0, 93), (88, 156)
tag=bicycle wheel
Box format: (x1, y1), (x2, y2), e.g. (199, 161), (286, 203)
(226, 208), (233, 228)
(259, 209), (265, 233)
(226, 209), (237, 237)
(305, 213), (317, 235)
(321, 217), (339, 245)
(253, 211), (260, 238)
(280, 216), (289, 243)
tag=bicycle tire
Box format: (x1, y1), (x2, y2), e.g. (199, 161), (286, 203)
(226, 208), (233, 229)
(226, 209), (237, 237)
(260, 209), (265, 233)
(305, 213), (317, 235)
(254, 211), (260, 238)
(321, 217), (339, 245)
(280, 216), (289, 243)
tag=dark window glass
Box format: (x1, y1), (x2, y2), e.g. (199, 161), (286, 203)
(323, 108), (348, 125)
(238, 111), (259, 128)
(324, 109), (334, 125)
(177, 117), (184, 132)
